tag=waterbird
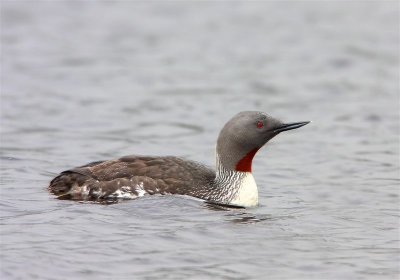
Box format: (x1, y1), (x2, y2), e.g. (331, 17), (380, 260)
(48, 111), (309, 207)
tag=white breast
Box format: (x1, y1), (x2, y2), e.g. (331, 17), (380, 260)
(228, 172), (258, 207)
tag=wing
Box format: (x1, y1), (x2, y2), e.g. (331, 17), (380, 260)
(48, 155), (215, 202)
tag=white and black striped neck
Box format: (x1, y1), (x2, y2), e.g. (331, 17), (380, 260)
(211, 153), (258, 207)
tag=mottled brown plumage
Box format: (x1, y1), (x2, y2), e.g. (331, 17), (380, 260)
(49, 156), (215, 202)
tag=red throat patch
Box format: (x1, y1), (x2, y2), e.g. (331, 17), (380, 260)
(235, 148), (259, 172)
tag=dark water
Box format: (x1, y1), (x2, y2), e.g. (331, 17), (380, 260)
(1, 2), (399, 279)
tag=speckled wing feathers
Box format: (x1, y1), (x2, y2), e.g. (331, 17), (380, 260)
(48, 156), (215, 202)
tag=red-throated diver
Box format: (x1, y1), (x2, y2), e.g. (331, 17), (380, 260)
(48, 111), (309, 207)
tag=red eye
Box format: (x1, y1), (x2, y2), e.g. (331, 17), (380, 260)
(257, 121), (264, 129)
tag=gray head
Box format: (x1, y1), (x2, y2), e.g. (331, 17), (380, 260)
(216, 111), (309, 172)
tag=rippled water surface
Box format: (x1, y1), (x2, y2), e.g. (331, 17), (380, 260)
(1, 2), (399, 279)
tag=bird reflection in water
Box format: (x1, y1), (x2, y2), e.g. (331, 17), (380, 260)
(204, 202), (273, 224)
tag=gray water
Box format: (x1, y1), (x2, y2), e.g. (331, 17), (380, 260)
(1, 2), (399, 279)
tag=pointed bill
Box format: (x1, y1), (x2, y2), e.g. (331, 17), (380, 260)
(273, 121), (310, 133)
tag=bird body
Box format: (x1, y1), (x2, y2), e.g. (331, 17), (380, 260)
(49, 111), (309, 207)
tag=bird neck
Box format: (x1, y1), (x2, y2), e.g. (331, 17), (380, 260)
(214, 152), (259, 207)
(234, 148), (259, 172)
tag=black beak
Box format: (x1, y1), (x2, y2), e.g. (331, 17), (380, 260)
(273, 121), (310, 133)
